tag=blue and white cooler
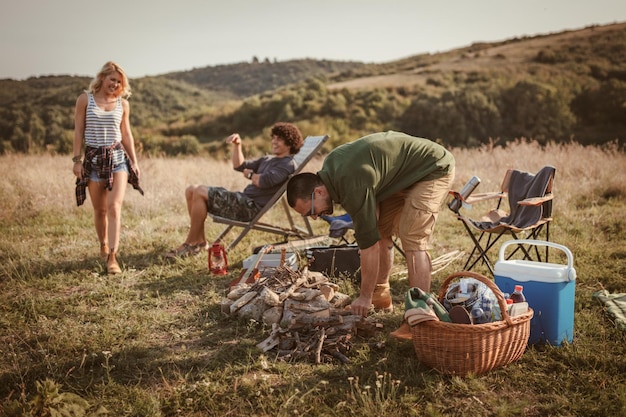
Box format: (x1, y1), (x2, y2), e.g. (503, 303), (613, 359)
(494, 240), (576, 346)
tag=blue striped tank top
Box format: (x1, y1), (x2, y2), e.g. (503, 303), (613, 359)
(85, 93), (124, 165)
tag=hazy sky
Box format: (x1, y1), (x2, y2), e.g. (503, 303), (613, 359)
(1, 0), (625, 80)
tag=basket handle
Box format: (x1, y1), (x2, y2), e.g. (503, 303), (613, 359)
(438, 271), (514, 326)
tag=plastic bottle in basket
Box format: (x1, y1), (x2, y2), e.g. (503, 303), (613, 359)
(483, 297), (493, 318)
(510, 285), (526, 303)
(470, 306), (486, 324)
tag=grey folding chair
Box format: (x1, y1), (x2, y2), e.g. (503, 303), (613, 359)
(449, 165), (556, 276)
(210, 134), (329, 251)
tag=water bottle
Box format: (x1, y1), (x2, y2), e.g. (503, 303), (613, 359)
(510, 285), (526, 303)
(449, 176), (481, 212)
(471, 306), (486, 324)
(482, 298), (493, 322)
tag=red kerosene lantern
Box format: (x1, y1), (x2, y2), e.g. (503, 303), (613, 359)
(208, 242), (228, 275)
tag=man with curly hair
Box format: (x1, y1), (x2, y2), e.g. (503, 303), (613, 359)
(165, 122), (303, 258)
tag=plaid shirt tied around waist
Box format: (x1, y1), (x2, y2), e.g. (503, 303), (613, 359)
(75, 143), (144, 206)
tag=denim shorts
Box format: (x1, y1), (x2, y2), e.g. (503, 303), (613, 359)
(89, 161), (129, 182)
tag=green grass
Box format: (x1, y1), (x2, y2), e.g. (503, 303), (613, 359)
(1, 143), (625, 416)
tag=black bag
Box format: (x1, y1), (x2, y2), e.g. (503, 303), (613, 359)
(306, 245), (361, 281)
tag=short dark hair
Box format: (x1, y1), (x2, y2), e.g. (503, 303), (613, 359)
(271, 122), (303, 154)
(286, 172), (322, 207)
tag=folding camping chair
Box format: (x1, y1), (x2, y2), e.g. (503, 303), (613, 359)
(210, 134), (329, 251)
(449, 165), (556, 276)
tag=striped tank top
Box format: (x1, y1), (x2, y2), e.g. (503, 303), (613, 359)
(85, 93), (124, 165)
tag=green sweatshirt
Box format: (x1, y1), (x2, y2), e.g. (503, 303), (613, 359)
(317, 131), (455, 249)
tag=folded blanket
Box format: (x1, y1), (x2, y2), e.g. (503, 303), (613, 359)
(593, 290), (626, 331)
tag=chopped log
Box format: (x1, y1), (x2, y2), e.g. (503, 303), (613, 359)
(319, 284), (335, 301)
(295, 288), (322, 301)
(220, 298), (233, 315)
(229, 291), (258, 315)
(227, 285), (251, 300)
(329, 348), (350, 364)
(301, 271), (331, 287)
(278, 275), (308, 302)
(237, 296), (268, 321)
(262, 306), (283, 325)
(282, 298), (331, 314)
(314, 328), (326, 364)
(256, 325), (282, 352)
(330, 293), (352, 308)
(289, 292), (306, 301)
(259, 287), (281, 306)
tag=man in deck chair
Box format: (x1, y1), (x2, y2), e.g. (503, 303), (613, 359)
(164, 122), (303, 258)
(286, 131), (455, 338)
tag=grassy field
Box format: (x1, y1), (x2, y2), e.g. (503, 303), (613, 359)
(1, 139), (625, 416)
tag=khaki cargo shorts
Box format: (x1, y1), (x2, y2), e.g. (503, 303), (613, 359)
(207, 187), (260, 222)
(377, 169), (455, 251)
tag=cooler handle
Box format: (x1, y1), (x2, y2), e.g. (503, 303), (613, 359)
(498, 239), (576, 281)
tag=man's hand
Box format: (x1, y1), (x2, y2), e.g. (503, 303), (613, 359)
(226, 133), (241, 145)
(349, 294), (372, 317)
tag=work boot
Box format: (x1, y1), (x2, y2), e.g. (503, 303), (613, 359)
(372, 283), (393, 313)
(389, 321), (413, 340)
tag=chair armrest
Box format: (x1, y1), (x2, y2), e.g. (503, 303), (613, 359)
(464, 192), (506, 204)
(517, 193), (553, 206)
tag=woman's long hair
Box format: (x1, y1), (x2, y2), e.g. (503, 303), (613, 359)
(87, 61), (132, 98)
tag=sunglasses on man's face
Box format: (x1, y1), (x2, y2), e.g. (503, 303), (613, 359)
(304, 191), (333, 218)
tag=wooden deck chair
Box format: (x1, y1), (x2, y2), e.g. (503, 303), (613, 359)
(210, 134), (329, 251)
(449, 165), (556, 276)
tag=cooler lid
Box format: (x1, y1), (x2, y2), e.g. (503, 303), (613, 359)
(496, 240), (576, 282)
(494, 259), (576, 282)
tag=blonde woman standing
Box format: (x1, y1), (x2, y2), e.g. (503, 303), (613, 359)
(73, 61), (143, 274)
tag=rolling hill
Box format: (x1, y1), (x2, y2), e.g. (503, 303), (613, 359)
(1, 21), (624, 154)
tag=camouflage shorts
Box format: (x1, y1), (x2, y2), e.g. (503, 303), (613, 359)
(207, 187), (259, 221)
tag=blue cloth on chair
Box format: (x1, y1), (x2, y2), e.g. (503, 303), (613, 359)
(321, 214), (354, 238)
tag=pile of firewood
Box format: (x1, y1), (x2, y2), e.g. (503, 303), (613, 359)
(221, 265), (383, 364)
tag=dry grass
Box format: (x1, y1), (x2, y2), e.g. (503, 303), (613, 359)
(0, 140), (625, 416)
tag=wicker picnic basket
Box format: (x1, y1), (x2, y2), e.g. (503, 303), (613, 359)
(411, 271), (533, 376)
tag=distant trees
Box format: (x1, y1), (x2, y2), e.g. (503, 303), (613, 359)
(400, 88), (501, 146)
(2, 71), (625, 156)
(500, 81), (576, 144)
(0, 105), (73, 154)
(2, 30), (626, 156)
(572, 79), (626, 126)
